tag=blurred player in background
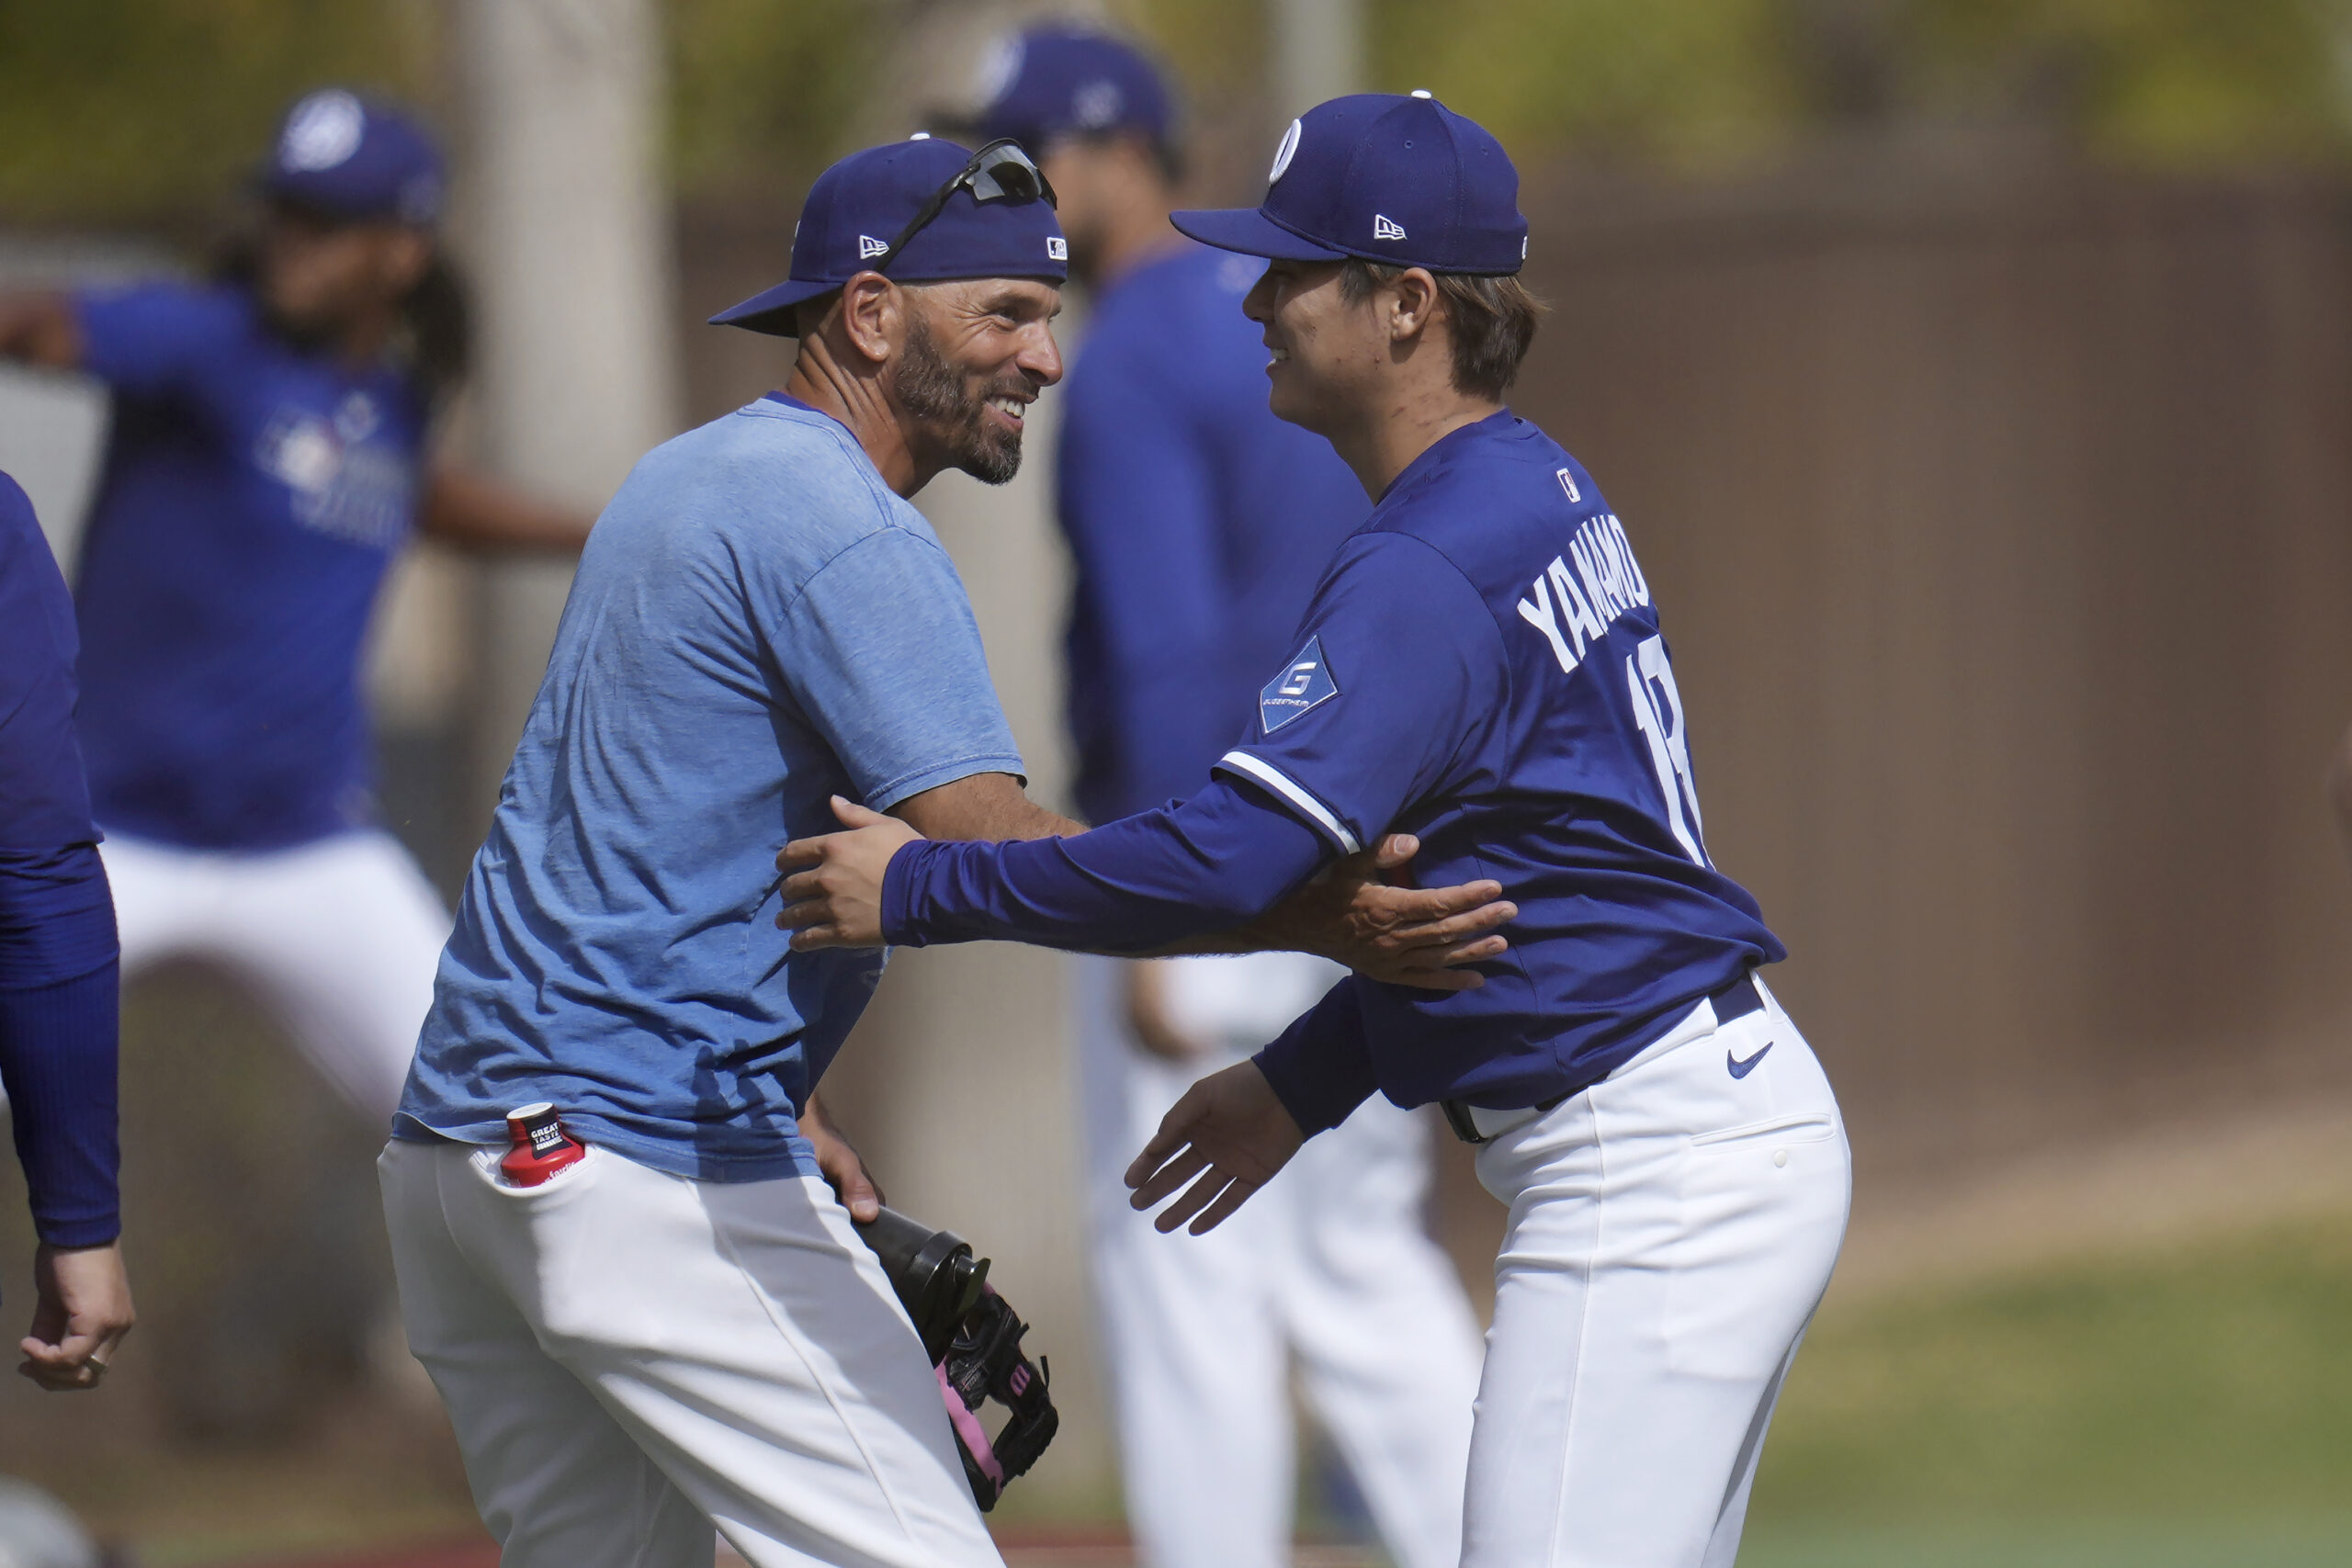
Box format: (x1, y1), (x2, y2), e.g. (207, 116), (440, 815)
(0, 470), (134, 1393)
(974, 30), (1480, 1568)
(0, 90), (585, 1122)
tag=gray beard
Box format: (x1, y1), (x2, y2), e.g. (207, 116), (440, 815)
(897, 314), (1023, 486)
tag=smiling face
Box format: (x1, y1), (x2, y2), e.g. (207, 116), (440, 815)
(1244, 257), (1388, 437)
(889, 277), (1064, 485)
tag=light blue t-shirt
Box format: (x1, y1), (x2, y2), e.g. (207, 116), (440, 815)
(396, 394), (1024, 1180)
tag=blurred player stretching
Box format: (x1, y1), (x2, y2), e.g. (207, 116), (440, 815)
(0, 90), (584, 1120)
(976, 30), (1479, 1568)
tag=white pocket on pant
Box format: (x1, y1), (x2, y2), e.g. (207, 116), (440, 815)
(1687, 1111), (1837, 1150)
(1663, 1113), (1844, 1381)
(468, 1142), (605, 1199)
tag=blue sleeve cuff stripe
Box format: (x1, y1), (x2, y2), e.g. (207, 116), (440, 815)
(1216, 751), (1362, 854)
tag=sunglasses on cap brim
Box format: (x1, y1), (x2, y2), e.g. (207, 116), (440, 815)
(876, 139), (1058, 276)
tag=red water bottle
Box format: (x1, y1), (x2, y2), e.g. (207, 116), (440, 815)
(501, 1102), (586, 1188)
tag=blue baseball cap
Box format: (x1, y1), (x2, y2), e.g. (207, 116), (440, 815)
(975, 28), (1176, 152)
(711, 136), (1069, 337)
(1172, 93), (1526, 275)
(260, 89), (445, 226)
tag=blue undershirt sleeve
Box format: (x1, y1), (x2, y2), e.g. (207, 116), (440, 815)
(881, 778), (1332, 954)
(0, 847), (119, 990)
(0, 960), (123, 1247)
(1253, 978), (1377, 1136)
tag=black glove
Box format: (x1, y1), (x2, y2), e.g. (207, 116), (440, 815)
(855, 1206), (1059, 1510)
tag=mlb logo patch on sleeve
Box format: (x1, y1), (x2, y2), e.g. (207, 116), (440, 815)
(1260, 636), (1339, 732)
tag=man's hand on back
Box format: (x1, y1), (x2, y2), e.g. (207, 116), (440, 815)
(778, 797), (919, 950)
(1239, 833), (1515, 991)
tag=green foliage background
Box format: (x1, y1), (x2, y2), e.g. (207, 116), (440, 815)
(0, 1), (2346, 220)
(0, 0), (439, 223)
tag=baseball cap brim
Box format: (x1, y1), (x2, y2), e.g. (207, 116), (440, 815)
(1170, 207), (1347, 262)
(708, 276), (845, 336)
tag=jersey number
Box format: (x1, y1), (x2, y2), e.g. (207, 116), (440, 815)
(1625, 635), (1710, 867)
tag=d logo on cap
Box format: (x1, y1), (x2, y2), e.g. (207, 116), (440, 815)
(282, 90), (366, 174)
(1269, 119), (1303, 184)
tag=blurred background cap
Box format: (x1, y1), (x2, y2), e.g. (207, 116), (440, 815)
(259, 87), (444, 227)
(975, 27), (1177, 155)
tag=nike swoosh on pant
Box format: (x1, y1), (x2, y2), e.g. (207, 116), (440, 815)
(1726, 1043), (1772, 1079)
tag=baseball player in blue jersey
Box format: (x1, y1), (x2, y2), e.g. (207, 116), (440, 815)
(383, 134), (1510, 1567)
(784, 95), (1852, 1568)
(0, 90), (584, 1123)
(976, 31), (1479, 1568)
(0, 471), (134, 1393)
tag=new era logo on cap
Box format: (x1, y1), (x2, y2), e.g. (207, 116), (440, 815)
(858, 234), (891, 260)
(1373, 214), (1407, 242)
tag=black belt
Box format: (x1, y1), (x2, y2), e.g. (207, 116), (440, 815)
(1439, 970), (1766, 1146)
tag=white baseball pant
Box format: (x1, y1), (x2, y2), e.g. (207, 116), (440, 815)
(379, 1137), (1005, 1568)
(1462, 977), (1850, 1568)
(99, 828), (447, 1122)
(1077, 953), (1483, 1568)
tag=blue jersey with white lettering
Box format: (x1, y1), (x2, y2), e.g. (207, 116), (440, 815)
(1214, 410), (1781, 1108)
(1057, 243), (1367, 822)
(69, 281), (427, 850)
(883, 410), (1783, 1118)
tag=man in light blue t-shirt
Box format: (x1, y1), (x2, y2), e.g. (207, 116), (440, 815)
(380, 138), (1511, 1568)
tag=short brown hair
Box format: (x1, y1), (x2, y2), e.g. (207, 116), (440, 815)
(1338, 259), (1544, 400)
